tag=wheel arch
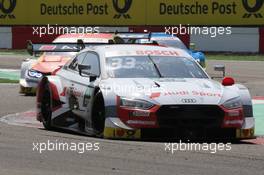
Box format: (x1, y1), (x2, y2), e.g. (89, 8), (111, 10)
(36, 76), (63, 121)
(91, 86), (106, 135)
(234, 84), (253, 118)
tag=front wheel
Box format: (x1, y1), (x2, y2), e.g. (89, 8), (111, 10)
(91, 91), (105, 137)
(40, 82), (53, 130)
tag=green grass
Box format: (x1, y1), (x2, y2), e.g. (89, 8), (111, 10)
(253, 104), (264, 136)
(206, 54), (264, 61)
(0, 49), (28, 56)
(0, 79), (19, 84)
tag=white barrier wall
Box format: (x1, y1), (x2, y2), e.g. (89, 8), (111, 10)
(190, 28), (259, 53)
(1, 26), (261, 53)
(98, 27), (128, 32)
(0, 27), (12, 49)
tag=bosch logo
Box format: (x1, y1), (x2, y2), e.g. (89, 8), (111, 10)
(181, 99), (197, 104)
(242, 0), (263, 18)
(113, 0), (132, 19)
(0, 0), (16, 19)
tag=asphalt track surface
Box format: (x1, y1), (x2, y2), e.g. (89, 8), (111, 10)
(0, 55), (26, 69)
(0, 56), (264, 175)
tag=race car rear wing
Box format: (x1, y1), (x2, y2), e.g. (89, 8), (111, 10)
(115, 32), (157, 44)
(27, 39), (89, 56)
(27, 36), (158, 56)
(116, 33), (151, 40)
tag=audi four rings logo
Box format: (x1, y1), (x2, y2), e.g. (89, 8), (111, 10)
(113, 0), (132, 19)
(0, 0), (16, 19)
(181, 99), (197, 104)
(242, 0), (263, 18)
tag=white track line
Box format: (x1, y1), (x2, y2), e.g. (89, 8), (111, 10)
(0, 69), (20, 72)
(252, 100), (264, 105)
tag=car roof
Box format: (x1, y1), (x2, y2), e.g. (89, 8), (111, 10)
(83, 44), (192, 58)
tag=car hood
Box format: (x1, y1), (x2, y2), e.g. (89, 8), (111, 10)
(101, 78), (239, 105)
(31, 55), (71, 74)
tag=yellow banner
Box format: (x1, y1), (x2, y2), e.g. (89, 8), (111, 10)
(0, 0), (263, 25)
(147, 0), (264, 25)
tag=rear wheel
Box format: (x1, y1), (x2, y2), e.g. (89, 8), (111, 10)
(91, 91), (105, 137)
(40, 82), (53, 130)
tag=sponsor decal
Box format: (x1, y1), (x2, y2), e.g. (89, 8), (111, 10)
(113, 0), (132, 19)
(116, 129), (136, 137)
(104, 127), (141, 139)
(130, 111), (150, 117)
(181, 98), (197, 104)
(150, 92), (161, 99)
(1, 0), (263, 25)
(242, 0), (263, 18)
(150, 90), (222, 98)
(149, 0), (264, 25)
(126, 120), (156, 125)
(0, 0), (16, 19)
(60, 87), (83, 110)
(106, 50), (180, 57)
(69, 95), (79, 110)
(69, 88), (83, 98)
(164, 90), (189, 96)
(136, 50), (179, 56)
(39, 45), (57, 51)
(60, 87), (67, 97)
(83, 88), (92, 107)
(192, 91), (222, 97)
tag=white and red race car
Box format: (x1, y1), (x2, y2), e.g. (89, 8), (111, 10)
(34, 41), (255, 140)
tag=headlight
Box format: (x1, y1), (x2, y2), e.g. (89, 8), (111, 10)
(28, 70), (43, 78)
(120, 98), (154, 110)
(223, 97), (242, 109)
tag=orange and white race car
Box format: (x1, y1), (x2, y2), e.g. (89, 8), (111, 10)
(19, 33), (113, 95)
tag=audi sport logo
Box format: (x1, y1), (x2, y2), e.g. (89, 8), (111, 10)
(0, 0), (16, 19)
(181, 98), (197, 104)
(113, 0), (132, 19)
(242, 0), (263, 18)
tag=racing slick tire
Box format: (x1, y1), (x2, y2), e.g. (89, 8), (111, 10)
(39, 80), (53, 130)
(91, 90), (105, 137)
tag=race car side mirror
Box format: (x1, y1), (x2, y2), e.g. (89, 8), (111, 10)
(77, 39), (85, 51)
(78, 64), (98, 82)
(214, 65), (225, 78)
(78, 64), (91, 76)
(222, 77), (235, 86)
(27, 40), (34, 56)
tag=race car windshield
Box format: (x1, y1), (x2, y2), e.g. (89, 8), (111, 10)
(135, 39), (188, 50)
(155, 40), (188, 50)
(106, 56), (208, 78)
